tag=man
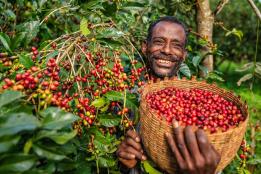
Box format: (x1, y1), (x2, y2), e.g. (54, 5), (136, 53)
(116, 16), (221, 174)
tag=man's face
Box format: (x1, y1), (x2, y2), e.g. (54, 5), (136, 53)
(142, 21), (187, 78)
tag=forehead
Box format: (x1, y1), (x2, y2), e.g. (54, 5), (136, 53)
(151, 21), (186, 43)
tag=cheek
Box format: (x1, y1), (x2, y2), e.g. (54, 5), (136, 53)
(148, 45), (162, 53)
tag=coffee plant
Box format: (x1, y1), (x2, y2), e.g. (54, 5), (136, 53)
(0, 17), (149, 173)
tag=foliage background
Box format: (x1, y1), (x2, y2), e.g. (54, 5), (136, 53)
(0, 0), (260, 173)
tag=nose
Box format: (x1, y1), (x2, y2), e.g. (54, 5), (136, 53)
(161, 42), (171, 55)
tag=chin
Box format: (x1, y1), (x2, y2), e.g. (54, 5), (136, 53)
(150, 60), (179, 78)
(153, 68), (176, 78)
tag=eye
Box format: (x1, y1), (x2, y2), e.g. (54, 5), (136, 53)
(171, 43), (183, 50)
(153, 39), (164, 45)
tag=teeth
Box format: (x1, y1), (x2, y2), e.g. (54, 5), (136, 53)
(158, 59), (171, 64)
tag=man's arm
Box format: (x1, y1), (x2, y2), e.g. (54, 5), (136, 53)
(166, 120), (221, 174)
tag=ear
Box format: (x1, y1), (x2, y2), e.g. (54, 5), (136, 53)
(141, 40), (148, 56)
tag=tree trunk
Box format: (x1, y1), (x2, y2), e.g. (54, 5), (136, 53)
(196, 0), (214, 75)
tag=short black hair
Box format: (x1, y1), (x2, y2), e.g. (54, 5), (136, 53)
(147, 16), (188, 45)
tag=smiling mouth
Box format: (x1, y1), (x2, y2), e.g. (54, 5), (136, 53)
(157, 59), (173, 64)
(155, 58), (175, 67)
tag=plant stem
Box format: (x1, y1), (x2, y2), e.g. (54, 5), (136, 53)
(76, 43), (101, 78)
(251, 19), (259, 90)
(96, 155), (99, 174)
(247, 0), (261, 21)
(39, 5), (71, 26)
(56, 37), (79, 63)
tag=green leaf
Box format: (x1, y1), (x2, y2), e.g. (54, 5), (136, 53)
(0, 32), (12, 52)
(198, 38), (208, 46)
(0, 135), (21, 153)
(255, 66), (261, 76)
(142, 161), (162, 174)
(75, 163), (92, 174)
(80, 18), (90, 36)
(104, 91), (138, 106)
(207, 72), (224, 82)
(97, 156), (115, 167)
(0, 90), (24, 108)
(11, 32), (26, 50)
(82, 0), (104, 10)
(40, 107), (78, 130)
(242, 169), (251, 174)
(91, 97), (107, 108)
(179, 63), (191, 78)
(104, 91), (124, 101)
(38, 40), (50, 51)
(99, 38), (123, 48)
(19, 54), (34, 69)
(0, 101), (33, 116)
(100, 103), (110, 112)
(24, 139), (33, 154)
(256, 131), (261, 141)
(192, 55), (201, 67)
(23, 162), (55, 174)
(256, 62), (261, 70)
(99, 114), (121, 127)
(94, 139), (109, 152)
(237, 73), (253, 86)
(226, 28), (243, 41)
(104, 91), (139, 119)
(247, 158), (261, 165)
(46, 50), (59, 60)
(199, 65), (209, 75)
(56, 161), (77, 172)
(16, 21), (40, 45)
(32, 143), (66, 161)
(236, 62), (254, 72)
(0, 113), (40, 137)
(104, 91), (139, 123)
(85, 156), (95, 161)
(4, 9), (16, 21)
(59, 67), (69, 80)
(0, 154), (36, 172)
(35, 130), (77, 145)
(97, 28), (124, 39)
(38, 0), (48, 8)
(58, 141), (77, 155)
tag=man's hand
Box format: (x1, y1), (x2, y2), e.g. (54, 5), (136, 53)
(116, 130), (147, 168)
(165, 120), (221, 174)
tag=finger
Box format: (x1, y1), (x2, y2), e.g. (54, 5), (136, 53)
(172, 120), (192, 163)
(126, 137), (142, 151)
(211, 144), (221, 163)
(211, 144), (221, 167)
(118, 157), (137, 169)
(117, 150), (136, 160)
(120, 139), (143, 154)
(196, 129), (212, 159)
(196, 129), (217, 173)
(165, 132), (185, 167)
(126, 130), (140, 142)
(126, 146), (147, 161)
(184, 126), (202, 160)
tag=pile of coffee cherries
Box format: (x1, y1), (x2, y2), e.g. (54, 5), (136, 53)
(146, 87), (246, 133)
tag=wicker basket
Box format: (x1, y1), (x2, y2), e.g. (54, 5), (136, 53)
(139, 77), (249, 174)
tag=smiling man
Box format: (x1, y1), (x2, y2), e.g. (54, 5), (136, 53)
(143, 18), (187, 78)
(116, 16), (221, 174)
